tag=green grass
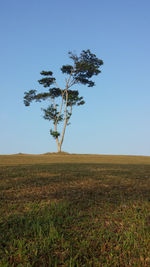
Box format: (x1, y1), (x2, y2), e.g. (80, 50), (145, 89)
(0, 154), (150, 266)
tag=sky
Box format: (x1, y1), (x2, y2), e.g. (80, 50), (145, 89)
(0, 0), (150, 155)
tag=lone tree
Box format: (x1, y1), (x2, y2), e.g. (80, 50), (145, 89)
(24, 49), (103, 152)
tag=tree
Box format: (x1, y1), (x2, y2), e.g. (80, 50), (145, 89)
(24, 49), (103, 152)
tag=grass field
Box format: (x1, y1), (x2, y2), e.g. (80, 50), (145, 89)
(0, 153), (150, 266)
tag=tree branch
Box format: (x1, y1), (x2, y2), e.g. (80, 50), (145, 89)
(60, 88), (68, 147)
(67, 104), (72, 123)
(56, 91), (64, 124)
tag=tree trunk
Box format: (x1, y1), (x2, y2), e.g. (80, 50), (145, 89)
(59, 89), (68, 151)
(57, 143), (61, 153)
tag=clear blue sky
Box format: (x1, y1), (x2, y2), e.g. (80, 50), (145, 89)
(0, 0), (150, 155)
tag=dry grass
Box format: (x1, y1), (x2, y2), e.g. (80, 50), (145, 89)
(0, 153), (150, 166)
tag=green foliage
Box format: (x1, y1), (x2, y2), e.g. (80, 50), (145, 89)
(24, 90), (37, 106)
(50, 129), (60, 139)
(61, 49), (103, 87)
(38, 71), (56, 88)
(66, 90), (85, 106)
(24, 90), (51, 106)
(42, 104), (63, 123)
(49, 87), (62, 98)
(40, 70), (53, 76)
(61, 65), (74, 74)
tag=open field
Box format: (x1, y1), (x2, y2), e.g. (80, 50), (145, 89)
(0, 153), (150, 266)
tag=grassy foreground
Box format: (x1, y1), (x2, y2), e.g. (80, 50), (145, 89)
(0, 153), (150, 266)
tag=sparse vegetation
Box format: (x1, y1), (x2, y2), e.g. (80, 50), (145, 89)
(0, 154), (150, 266)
